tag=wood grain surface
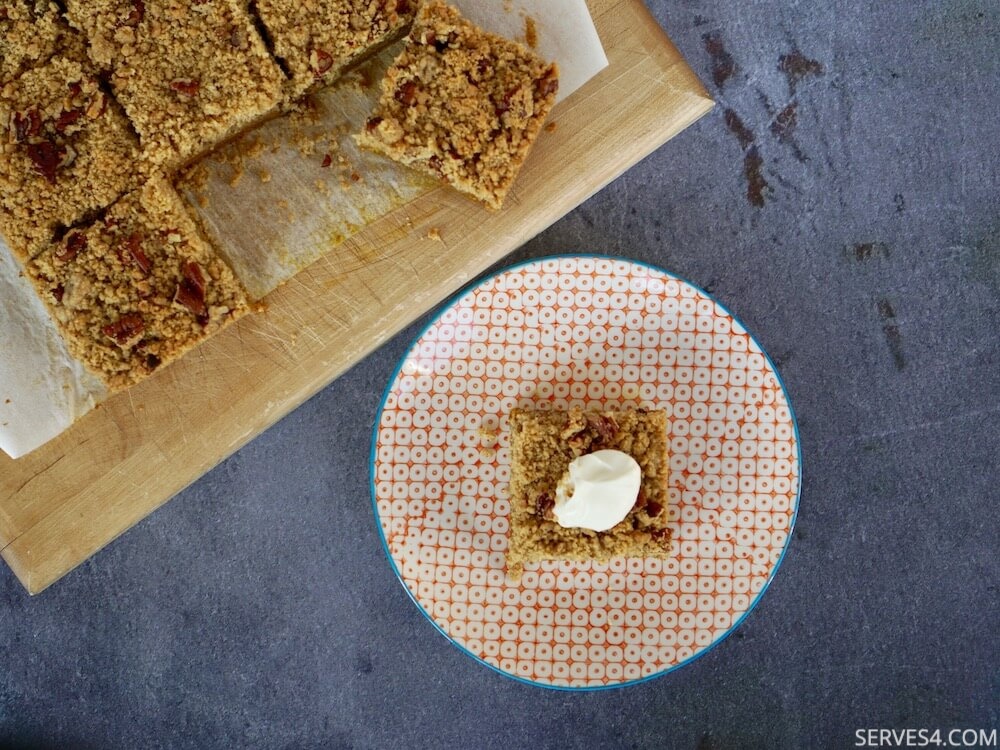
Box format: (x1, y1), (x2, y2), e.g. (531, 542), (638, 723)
(0, 0), (712, 594)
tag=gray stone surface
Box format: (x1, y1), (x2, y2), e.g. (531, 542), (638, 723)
(2, 1), (998, 747)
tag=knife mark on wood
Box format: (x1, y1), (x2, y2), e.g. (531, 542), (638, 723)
(15, 454), (65, 495)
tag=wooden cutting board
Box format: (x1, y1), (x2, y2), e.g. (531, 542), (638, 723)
(0, 0), (713, 594)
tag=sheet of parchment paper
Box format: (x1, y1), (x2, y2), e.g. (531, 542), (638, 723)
(0, 0), (606, 459)
(0, 240), (107, 459)
(182, 0), (607, 298)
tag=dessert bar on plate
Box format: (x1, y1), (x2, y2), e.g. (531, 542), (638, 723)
(63, 0), (285, 169)
(252, 0), (415, 100)
(25, 175), (248, 391)
(0, 53), (140, 261)
(357, 0), (558, 209)
(506, 407), (673, 580)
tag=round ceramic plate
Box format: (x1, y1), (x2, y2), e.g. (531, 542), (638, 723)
(371, 255), (801, 689)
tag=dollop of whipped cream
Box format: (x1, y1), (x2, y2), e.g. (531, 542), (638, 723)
(553, 449), (641, 531)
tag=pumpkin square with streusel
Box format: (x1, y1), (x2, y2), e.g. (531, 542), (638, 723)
(506, 408), (672, 580)
(0, 54), (140, 261)
(357, 0), (558, 209)
(26, 175), (248, 391)
(64, 0), (284, 169)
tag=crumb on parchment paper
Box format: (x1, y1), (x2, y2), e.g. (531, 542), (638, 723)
(525, 16), (539, 49)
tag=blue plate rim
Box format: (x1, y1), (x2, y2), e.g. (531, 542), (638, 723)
(368, 253), (804, 692)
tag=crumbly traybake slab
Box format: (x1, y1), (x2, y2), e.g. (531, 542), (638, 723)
(25, 175), (248, 391)
(357, 0), (558, 209)
(506, 407), (672, 579)
(253, 0), (414, 99)
(0, 53), (140, 261)
(63, 0), (285, 169)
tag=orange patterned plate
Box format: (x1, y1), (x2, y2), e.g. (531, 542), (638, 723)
(370, 255), (801, 689)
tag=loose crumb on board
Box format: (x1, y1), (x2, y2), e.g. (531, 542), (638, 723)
(545, 121), (558, 133)
(426, 227), (443, 242)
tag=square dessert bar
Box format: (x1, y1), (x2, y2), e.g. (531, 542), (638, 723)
(26, 176), (248, 391)
(0, 54), (140, 261)
(357, 0), (559, 209)
(253, 0), (415, 99)
(64, 0), (285, 169)
(506, 408), (672, 580)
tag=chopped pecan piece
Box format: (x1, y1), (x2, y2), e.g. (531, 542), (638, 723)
(102, 312), (145, 347)
(321, 153), (332, 168)
(650, 527), (671, 545)
(119, 233), (152, 275)
(394, 80), (417, 106)
(588, 413), (619, 445)
(645, 501), (664, 519)
(534, 491), (555, 520)
(169, 79), (200, 97)
(174, 261), (209, 324)
(52, 284), (65, 303)
(55, 232), (87, 263)
(633, 488), (647, 511)
(144, 353), (161, 371)
(311, 49), (333, 76)
(12, 108), (41, 142)
(495, 87), (518, 117)
(25, 140), (67, 184)
(537, 72), (559, 98)
(122, 0), (144, 27)
(85, 93), (108, 120)
(54, 108), (83, 134)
